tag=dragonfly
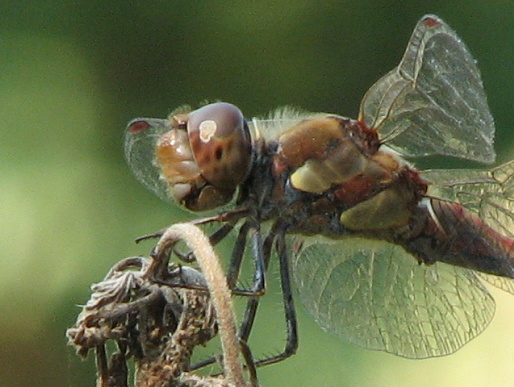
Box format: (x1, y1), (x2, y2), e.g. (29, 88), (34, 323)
(124, 14), (514, 363)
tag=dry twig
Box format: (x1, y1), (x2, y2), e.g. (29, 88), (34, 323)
(67, 223), (257, 387)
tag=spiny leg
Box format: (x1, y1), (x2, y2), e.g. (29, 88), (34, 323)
(237, 223), (276, 342)
(237, 223), (298, 366)
(253, 226), (298, 366)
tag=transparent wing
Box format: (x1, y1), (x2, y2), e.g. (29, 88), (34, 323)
(423, 160), (514, 293)
(359, 15), (495, 163)
(292, 237), (495, 358)
(124, 118), (173, 203)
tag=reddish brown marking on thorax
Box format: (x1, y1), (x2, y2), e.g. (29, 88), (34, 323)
(356, 119), (380, 148)
(405, 169), (428, 194)
(333, 176), (376, 207)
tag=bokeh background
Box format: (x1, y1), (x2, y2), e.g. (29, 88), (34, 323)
(2, 1), (514, 386)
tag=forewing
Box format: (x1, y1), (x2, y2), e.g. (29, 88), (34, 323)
(124, 118), (172, 203)
(423, 160), (514, 293)
(292, 237), (494, 358)
(359, 15), (495, 163)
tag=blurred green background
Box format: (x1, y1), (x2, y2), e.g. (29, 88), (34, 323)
(2, 1), (514, 386)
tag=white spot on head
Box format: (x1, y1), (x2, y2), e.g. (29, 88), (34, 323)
(199, 120), (217, 142)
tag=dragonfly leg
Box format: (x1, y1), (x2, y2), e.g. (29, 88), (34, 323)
(254, 226), (298, 366)
(228, 221), (266, 296)
(239, 339), (259, 387)
(236, 223), (298, 367)
(236, 224), (275, 342)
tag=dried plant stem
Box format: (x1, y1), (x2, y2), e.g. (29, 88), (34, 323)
(156, 223), (247, 387)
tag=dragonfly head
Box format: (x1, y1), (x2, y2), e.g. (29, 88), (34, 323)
(126, 102), (252, 211)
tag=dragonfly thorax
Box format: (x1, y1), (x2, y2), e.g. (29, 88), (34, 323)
(242, 116), (428, 238)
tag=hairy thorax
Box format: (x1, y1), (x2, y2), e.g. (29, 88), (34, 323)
(248, 116), (428, 239)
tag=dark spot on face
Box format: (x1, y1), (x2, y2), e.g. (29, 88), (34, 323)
(215, 146), (223, 160)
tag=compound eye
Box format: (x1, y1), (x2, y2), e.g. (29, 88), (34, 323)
(187, 102), (252, 191)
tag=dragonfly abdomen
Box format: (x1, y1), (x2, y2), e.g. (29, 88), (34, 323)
(405, 198), (514, 278)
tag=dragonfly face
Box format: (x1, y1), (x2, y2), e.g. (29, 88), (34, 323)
(125, 15), (514, 360)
